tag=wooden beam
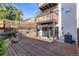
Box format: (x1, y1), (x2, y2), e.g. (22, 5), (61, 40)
(40, 8), (44, 11)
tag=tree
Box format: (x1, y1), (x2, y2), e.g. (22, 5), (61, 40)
(0, 3), (23, 21)
(15, 9), (23, 21)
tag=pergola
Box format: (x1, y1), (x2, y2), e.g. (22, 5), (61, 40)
(39, 3), (58, 11)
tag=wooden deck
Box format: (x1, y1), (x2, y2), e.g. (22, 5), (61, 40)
(4, 33), (78, 56)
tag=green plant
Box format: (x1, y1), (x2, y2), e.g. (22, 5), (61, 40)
(0, 4), (23, 21)
(8, 33), (13, 38)
(0, 35), (7, 55)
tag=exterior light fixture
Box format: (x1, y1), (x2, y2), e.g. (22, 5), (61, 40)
(65, 8), (71, 13)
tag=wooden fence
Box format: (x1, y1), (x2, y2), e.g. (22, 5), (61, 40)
(0, 20), (36, 29)
(0, 20), (20, 29)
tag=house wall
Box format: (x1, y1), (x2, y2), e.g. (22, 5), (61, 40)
(36, 16), (44, 22)
(52, 12), (58, 23)
(36, 3), (58, 24)
(36, 12), (58, 23)
(77, 3), (79, 28)
(59, 3), (77, 44)
(36, 3), (58, 40)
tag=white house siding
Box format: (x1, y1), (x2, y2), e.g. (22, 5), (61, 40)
(59, 3), (77, 44)
(77, 3), (79, 28)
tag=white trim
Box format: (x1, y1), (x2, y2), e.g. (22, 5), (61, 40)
(58, 3), (63, 40)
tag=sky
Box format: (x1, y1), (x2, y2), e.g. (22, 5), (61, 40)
(14, 3), (39, 20)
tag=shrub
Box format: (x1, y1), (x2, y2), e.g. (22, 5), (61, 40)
(0, 35), (7, 55)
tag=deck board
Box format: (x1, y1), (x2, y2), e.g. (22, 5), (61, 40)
(4, 33), (78, 56)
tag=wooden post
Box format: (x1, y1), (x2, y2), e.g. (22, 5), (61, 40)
(36, 24), (38, 36)
(52, 21), (55, 40)
(19, 21), (20, 29)
(3, 20), (5, 32)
